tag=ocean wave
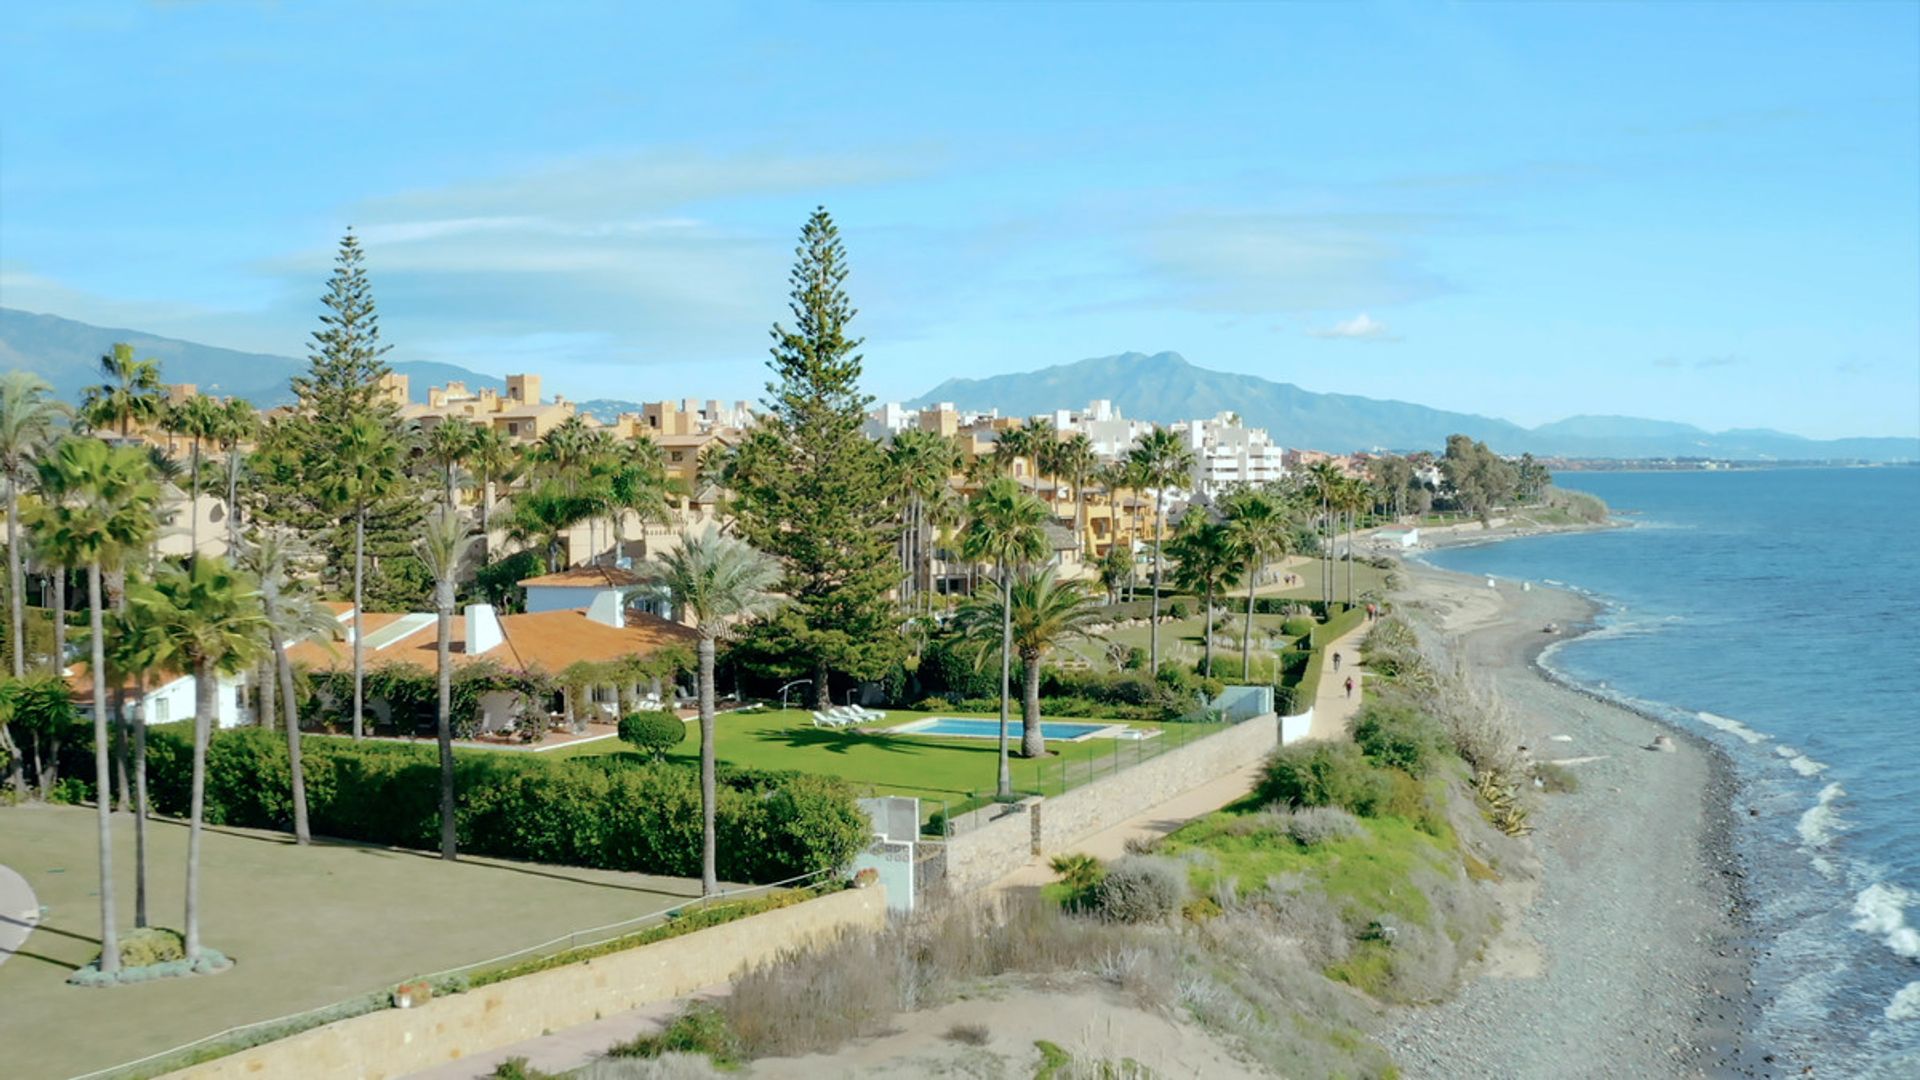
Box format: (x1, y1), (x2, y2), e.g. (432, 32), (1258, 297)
(1775, 744), (1831, 777)
(1888, 982), (1920, 1022)
(1798, 783), (1847, 847)
(1698, 710), (1769, 745)
(1852, 883), (1920, 960)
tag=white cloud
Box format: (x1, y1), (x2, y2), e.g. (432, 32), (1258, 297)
(1311, 313), (1399, 342)
(1137, 211), (1449, 315)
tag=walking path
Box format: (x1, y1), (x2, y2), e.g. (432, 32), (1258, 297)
(0, 864), (39, 971)
(1306, 621), (1368, 741)
(407, 990), (725, 1079)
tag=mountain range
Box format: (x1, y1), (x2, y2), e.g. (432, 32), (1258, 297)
(6, 311), (1912, 461)
(911, 352), (1919, 462)
(0, 308), (652, 416)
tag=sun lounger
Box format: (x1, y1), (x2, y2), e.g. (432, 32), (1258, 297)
(811, 711), (852, 729)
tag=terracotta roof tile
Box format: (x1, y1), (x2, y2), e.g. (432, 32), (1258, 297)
(517, 565), (652, 588)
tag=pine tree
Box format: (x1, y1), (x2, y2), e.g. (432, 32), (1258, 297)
(731, 208), (900, 710)
(291, 229), (396, 418)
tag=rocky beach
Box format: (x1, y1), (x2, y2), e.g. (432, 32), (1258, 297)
(1385, 539), (1762, 1078)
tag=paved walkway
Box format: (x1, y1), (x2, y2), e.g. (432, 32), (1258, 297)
(1306, 621), (1369, 741)
(0, 864), (38, 971)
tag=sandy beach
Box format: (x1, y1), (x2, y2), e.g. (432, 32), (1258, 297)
(1384, 544), (1761, 1078)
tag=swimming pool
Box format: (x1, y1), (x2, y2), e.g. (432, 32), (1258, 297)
(890, 717), (1123, 742)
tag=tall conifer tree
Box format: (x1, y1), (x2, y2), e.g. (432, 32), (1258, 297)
(732, 208), (899, 710)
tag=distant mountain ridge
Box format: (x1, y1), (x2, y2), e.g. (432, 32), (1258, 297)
(910, 352), (1919, 462)
(0, 307), (506, 408)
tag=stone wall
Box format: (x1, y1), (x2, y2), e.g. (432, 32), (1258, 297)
(937, 717), (1282, 893)
(1033, 716), (1278, 854)
(164, 887), (887, 1080)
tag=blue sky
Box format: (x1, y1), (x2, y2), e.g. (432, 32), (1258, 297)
(2, 1), (1916, 439)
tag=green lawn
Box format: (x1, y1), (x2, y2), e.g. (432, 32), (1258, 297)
(550, 708), (1227, 815)
(1071, 611), (1299, 678)
(0, 804), (705, 1080)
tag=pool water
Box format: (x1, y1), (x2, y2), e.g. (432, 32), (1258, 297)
(894, 718), (1115, 742)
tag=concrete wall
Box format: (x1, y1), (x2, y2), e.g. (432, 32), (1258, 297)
(165, 887), (887, 1080)
(939, 717), (1282, 894)
(1280, 707), (1312, 745)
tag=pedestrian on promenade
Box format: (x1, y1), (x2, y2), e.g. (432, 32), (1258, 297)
(1333, 651), (1342, 672)
(1344, 676), (1355, 699)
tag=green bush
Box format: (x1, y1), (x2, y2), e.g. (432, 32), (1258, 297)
(1166, 600), (1190, 620)
(1256, 742), (1393, 817)
(113, 927), (186, 968)
(1281, 616), (1316, 638)
(140, 725), (864, 884)
(1049, 852), (1106, 909)
(610, 1003), (741, 1066)
(1350, 702), (1450, 778)
(618, 712), (688, 761)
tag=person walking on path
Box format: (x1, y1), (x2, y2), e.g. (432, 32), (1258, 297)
(1344, 675), (1355, 699)
(1333, 651), (1342, 672)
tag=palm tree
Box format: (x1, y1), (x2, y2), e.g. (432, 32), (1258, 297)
(138, 556), (265, 962)
(1221, 488), (1290, 680)
(159, 396), (221, 560)
(1304, 460), (1342, 606)
(1051, 433), (1099, 554)
(30, 437), (160, 974)
(423, 419), (477, 511)
(644, 528), (782, 894)
(237, 528), (320, 844)
(604, 440), (674, 565)
(505, 480), (590, 570)
(466, 424), (518, 557)
(1, 372), (65, 711)
(959, 478), (1048, 796)
(1167, 518), (1240, 677)
(955, 568), (1101, 758)
(104, 591), (167, 927)
(886, 430), (959, 612)
(1126, 429), (1196, 675)
(82, 343), (164, 439)
(415, 508), (477, 860)
(991, 423), (1036, 480)
(213, 399), (257, 554)
(319, 416), (403, 739)
(1096, 545), (1132, 605)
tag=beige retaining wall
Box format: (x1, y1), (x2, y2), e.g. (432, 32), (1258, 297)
(941, 716), (1282, 893)
(163, 887), (887, 1080)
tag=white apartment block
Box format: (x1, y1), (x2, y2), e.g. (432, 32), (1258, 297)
(1050, 400), (1156, 460)
(1174, 412), (1289, 496)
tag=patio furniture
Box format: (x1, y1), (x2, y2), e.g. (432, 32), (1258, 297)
(811, 711), (852, 729)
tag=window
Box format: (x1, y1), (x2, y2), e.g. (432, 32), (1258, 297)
(153, 697), (170, 725)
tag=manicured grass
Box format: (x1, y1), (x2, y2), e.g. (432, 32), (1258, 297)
(549, 707), (1226, 813)
(1253, 554), (1394, 603)
(0, 804), (704, 1080)
(1066, 611), (1299, 677)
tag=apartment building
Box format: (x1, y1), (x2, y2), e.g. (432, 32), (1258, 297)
(1173, 412), (1289, 497)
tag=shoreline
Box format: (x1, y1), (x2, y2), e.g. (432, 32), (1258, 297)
(1385, 545), (1765, 1078)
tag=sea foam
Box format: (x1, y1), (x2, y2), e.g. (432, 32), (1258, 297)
(1775, 744), (1831, 777)
(1797, 783), (1847, 847)
(1698, 710), (1768, 745)
(1888, 982), (1920, 1022)
(1852, 883), (1920, 960)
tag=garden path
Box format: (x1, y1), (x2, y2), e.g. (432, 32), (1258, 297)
(1305, 620), (1368, 741)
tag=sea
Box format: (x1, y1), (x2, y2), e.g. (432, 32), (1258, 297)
(1421, 467), (1920, 1077)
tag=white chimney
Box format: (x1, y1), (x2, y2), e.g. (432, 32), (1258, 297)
(585, 589), (625, 629)
(465, 603), (504, 654)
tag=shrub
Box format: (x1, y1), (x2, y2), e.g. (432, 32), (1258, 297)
(1282, 806), (1366, 846)
(610, 1004), (740, 1066)
(1050, 852), (1106, 909)
(1122, 646), (1148, 671)
(113, 927), (186, 968)
(1167, 600), (1190, 620)
(141, 726), (864, 884)
(1256, 743), (1392, 817)
(1280, 616), (1316, 638)
(1350, 702), (1450, 778)
(1094, 856), (1189, 923)
(619, 712), (688, 761)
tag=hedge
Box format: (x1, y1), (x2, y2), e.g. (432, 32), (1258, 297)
(137, 726), (866, 884)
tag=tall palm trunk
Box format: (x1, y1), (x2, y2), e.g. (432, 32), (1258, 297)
(275, 637), (309, 844)
(435, 581), (456, 860)
(3, 478), (25, 796)
(698, 635), (718, 895)
(187, 438), (202, 561)
(184, 657), (214, 961)
(1019, 648), (1045, 759)
(52, 571), (67, 675)
(133, 672), (150, 928)
(1074, 471), (1089, 555)
(996, 565), (1014, 797)
(1242, 558), (1260, 682)
(1148, 489), (1166, 676)
(108, 567), (131, 811)
(87, 565), (121, 973)
(1200, 582), (1215, 677)
(351, 509), (365, 740)
(225, 448), (241, 555)
(479, 479), (494, 562)
(1345, 508), (1356, 606)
